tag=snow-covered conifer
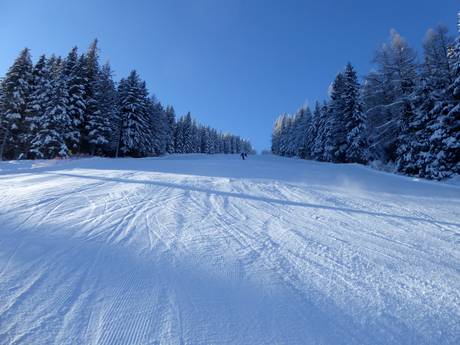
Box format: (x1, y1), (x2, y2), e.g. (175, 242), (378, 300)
(86, 62), (116, 155)
(118, 71), (152, 157)
(30, 67), (71, 159)
(0, 48), (33, 159)
(62, 47), (86, 152)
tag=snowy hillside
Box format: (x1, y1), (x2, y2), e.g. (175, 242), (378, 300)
(0, 154), (459, 345)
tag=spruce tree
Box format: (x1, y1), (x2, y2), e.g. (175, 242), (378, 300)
(324, 73), (345, 162)
(81, 39), (101, 153)
(148, 97), (168, 156)
(0, 48), (33, 159)
(164, 105), (176, 154)
(200, 126), (211, 154)
(293, 106), (311, 158)
(311, 102), (328, 160)
(395, 99), (419, 175)
(30, 67), (71, 159)
(118, 71), (151, 157)
(411, 24), (459, 179)
(26, 55), (52, 157)
(182, 112), (193, 153)
(271, 115), (284, 155)
(423, 28), (460, 178)
(304, 102), (321, 159)
(62, 47), (86, 153)
(343, 63), (369, 163)
(86, 62), (115, 155)
(174, 116), (185, 154)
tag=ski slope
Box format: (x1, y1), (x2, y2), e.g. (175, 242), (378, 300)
(0, 154), (459, 345)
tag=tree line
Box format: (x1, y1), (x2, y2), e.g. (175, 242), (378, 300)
(272, 16), (460, 180)
(0, 40), (253, 160)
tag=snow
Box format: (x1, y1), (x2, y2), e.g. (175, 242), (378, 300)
(0, 154), (459, 344)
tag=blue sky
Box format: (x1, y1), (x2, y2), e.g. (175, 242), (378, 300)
(0, 0), (458, 151)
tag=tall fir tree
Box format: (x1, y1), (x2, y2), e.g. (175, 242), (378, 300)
(324, 73), (345, 162)
(423, 22), (460, 178)
(87, 62), (116, 155)
(182, 112), (193, 153)
(148, 97), (168, 156)
(0, 48), (33, 159)
(293, 106), (311, 158)
(26, 55), (52, 156)
(118, 71), (152, 157)
(304, 102), (321, 159)
(30, 65), (71, 159)
(62, 47), (86, 153)
(342, 63), (369, 163)
(81, 39), (101, 153)
(164, 105), (176, 153)
(311, 102), (329, 160)
(395, 99), (419, 175)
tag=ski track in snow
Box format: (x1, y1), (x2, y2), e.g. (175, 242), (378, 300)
(0, 154), (459, 344)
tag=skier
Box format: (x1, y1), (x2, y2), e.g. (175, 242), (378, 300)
(241, 152), (246, 160)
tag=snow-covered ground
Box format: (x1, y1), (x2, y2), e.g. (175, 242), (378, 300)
(0, 154), (459, 345)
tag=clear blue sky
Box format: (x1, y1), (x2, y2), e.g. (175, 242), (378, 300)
(0, 1), (458, 151)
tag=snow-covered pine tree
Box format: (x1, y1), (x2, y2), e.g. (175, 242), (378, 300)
(164, 105), (176, 154)
(0, 48), (33, 160)
(118, 71), (152, 157)
(278, 114), (290, 156)
(0, 79), (5, 158)
(395, 99), (419, 175)
(182, 112), (193, 153)
(304, 101), (321, 159)
(86, 62), (116, 155)
(396, 26), (453, 178)
(342, 63), (369, 163)
(114, 77), (128, 158)
(223, 133), (231, 154)
(421, 25), (459, 178)
(311, 102), (328, 160)
(0, 78), (4, 121)
(174, 116), (185, 154)
(271, 114), (284, 155)
(286, 115), (298, 156)
(49, 55), (64, 81)
(422, 21), (460, 178)
(292, 106), (311, 158)
(217, 132), (225, 153)
(81, 39), (101, 153)
(148, 97), (168, 156)
(25, 55), (53, 157)
(30, 65), (71, 159)
(210, 128), (219, 154)
(62, 47), (86, 153)
(206, 127), (214, 154)
(324, 72), (345, 162)
(191, 119), (200, 153)
(200, 126), (211, 154)
(396, 27), (453, 177)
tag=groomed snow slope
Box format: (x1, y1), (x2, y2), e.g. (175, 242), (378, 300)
(0, 154), (459, 345)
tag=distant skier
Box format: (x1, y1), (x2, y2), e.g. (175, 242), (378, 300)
(241, 152), (246, 160)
